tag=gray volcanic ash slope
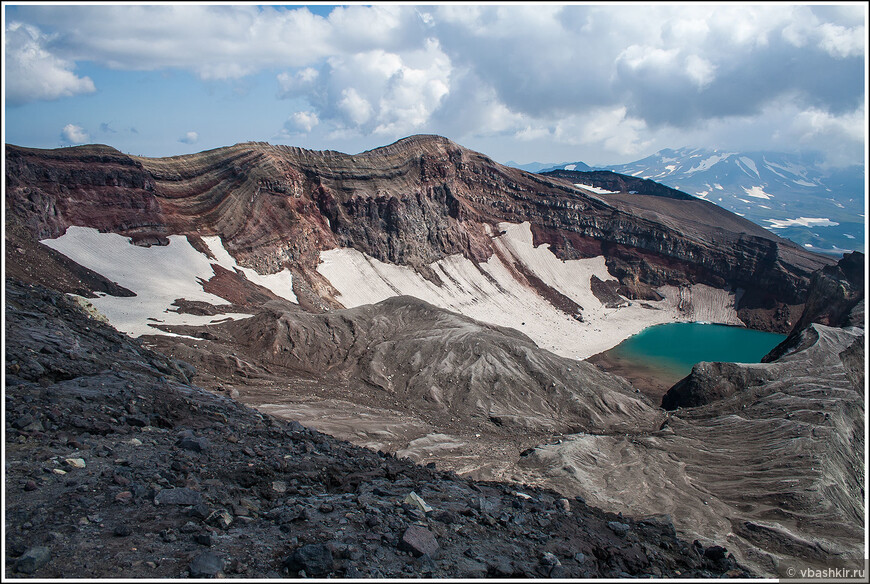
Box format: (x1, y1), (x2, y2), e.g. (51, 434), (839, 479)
(5, 279), (750, 579)
(519, 254), (865, 577)
(205, 295), (658, 434)
(140, 292), (663, 485)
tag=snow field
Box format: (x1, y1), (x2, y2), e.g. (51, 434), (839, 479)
(42, 223), (744, 357)
(200, 236), (297, 303)
(318, 222), (740, 359)
(574, 183), (618, 195)
(40, 227), (297, 337)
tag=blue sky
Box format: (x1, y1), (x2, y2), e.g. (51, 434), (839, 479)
(3, 2), (867, 166)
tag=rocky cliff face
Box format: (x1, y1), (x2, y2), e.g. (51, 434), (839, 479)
(5, 145), (162, 241)
(5, 136), (833, 331)
(763, 251), (865, 361)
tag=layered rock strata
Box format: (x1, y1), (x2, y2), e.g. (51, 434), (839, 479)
(5, 136), (833, 331)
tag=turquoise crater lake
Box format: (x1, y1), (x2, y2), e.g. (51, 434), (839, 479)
(589, 322), (787, 398)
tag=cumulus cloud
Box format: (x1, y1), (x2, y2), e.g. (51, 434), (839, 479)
(554, 107), (653, 157)
(61, 124), (89, 144)
(684, 55), (717, 89)
(284, 111), (320, 134)
(7, 4), (866, 165)
(280, 38), (452, 138)
(5, 22), (95, 105)
(816, 22), (865, 58)
(337, 88), (373, 126)
(782, 7), (866, 58)
(179, 131), (199, 144)
(277, 67), (320, 98)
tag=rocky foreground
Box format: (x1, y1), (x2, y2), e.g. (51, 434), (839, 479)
(4, 278), (751, 579)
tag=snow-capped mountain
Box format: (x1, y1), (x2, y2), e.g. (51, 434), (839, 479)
(506, 160), (589, 173)
(542, 148), (865, 256)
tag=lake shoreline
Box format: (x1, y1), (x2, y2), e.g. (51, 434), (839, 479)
(586, 322), (787, 405)
(586, 350), (683, 404)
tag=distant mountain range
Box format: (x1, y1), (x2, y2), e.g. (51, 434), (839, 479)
(504, 160), (579, 173)
(514, 148), (865, 256)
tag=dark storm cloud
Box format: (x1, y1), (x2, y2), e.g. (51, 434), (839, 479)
(614, 30), (864, 129)
(427, 4), (864, 130)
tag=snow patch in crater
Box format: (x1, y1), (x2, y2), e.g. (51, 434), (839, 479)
(317, 222), (740, 360)
(201, 236), (297, 303)
(41, 227), (263, 337)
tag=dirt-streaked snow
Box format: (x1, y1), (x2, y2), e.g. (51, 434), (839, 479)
(765, 217), (839, 229)
(318, 222), (741, 360)
(41, 227), (260, 337)
(41, 223), (743, 356)
(200, 236), (297, 303)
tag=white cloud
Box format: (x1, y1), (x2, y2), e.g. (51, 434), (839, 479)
(685, 55), (716, 88)
(791, 105), (865, 144)
(554, 107), (653, 157)
(14, 5), (335, 79)
(617, 45), (680, 72)
(61, 124), (89, 144)
(277, 67), (319, 98)
(6, 4), (866, 166)
(337, 88), (373, 126)
(284, 111), (319, 134)
(5, 22), (96, 105)
(282, 37), (451, 137)
(326, 4), (417, 52)
(782, 8), (865, 58)
(817, 22), (865, 58)
(179, 131), (199, 144)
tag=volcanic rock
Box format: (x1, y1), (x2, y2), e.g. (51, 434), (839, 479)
(154, 488), (203, 506)
(3, 278), (753, 579)
(14, 547), (51, 574)
(5, 136), (832, 331)
(283, 544), (334, 576)
(189, 551), (224, 578)
(399, 525), (440, 557)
